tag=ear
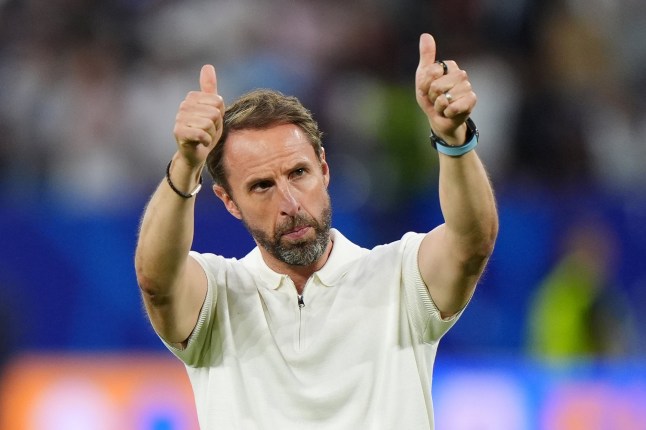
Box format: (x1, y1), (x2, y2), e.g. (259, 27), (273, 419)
(320, 148), (330, 188)
(213, 184), (242, 219)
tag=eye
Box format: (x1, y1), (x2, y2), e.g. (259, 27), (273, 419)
(290, 168), (306, 179)
(250, 180), (273, 192)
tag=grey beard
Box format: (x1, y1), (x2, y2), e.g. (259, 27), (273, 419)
(245, 204), (332, 266)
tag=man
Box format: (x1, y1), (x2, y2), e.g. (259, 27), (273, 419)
(135, 33), (498, 429)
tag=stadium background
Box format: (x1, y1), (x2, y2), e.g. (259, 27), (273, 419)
(1, 0), (645, 428)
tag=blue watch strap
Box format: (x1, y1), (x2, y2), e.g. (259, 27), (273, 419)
(430, 117), (479, 157)
(435, 132), (478, 157)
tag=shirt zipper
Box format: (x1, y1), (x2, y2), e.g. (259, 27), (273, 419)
(297, 294), (305, 350)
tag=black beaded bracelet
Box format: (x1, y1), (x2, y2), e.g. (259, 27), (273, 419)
(165, 160), (203, 198)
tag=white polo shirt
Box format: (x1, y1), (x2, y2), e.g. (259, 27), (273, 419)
(162, 229), (463, 429)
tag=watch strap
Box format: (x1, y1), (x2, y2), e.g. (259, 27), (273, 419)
(430, 118), (479, 157)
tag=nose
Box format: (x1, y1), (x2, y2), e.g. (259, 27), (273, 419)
(277, 183), (300, 217)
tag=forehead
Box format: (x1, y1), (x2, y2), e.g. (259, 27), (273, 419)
(224, 123), (318, 181)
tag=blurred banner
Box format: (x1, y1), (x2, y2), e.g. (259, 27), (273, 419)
(0, 354), (198, 430)
(1, 353), (645, 430)
(433, 356), (646, 430)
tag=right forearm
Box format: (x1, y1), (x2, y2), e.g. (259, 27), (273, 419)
(135, 154), (203, 294)
(134, 64), (221, 343)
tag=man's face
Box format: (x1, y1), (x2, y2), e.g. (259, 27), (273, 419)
(214, 124), (332, 267)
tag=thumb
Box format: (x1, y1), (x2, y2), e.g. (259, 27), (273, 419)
(199, 64), (217, 94)
(418, 33), (437, 69)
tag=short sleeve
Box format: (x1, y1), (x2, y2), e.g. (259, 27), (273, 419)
(160, 251), (220, 366)
(400, 232), (465, 343)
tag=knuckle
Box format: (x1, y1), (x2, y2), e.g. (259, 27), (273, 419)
(199, 131), (212, 145)
(429, 80), (442, 94)
(178, 100), (191, 112)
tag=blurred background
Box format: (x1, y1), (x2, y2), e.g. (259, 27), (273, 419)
(1, 0), (645, 428)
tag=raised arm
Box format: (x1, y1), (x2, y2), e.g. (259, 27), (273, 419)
(135, 65), (224, 346)
(414, 34), (499, 318)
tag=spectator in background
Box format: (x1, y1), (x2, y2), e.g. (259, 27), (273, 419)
(506, 2), (600, 189)
(527, 216), (635, 359)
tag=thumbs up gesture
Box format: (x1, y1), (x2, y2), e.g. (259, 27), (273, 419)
(173, 65), (225, 167)
(415, 34), (476, 147)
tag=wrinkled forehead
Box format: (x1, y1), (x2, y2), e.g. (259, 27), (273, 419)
(226, 123), (315, 156)
(223, 124), (320, 181)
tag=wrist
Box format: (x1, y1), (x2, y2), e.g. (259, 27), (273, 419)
(172, 152), (205, 175)
(430, 118), (479, 157)
(166, 156), (204, 198)
(431, 123), (467, 147)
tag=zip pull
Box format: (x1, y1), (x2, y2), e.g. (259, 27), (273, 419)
(297, 294), (305, 350)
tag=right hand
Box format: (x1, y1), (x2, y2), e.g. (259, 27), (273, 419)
(173, 65), (225, 168)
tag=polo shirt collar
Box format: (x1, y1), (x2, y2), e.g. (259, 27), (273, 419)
(315, 229), (367, 286)
(241, 247), (285, 290)
(241, 228), (367, 290)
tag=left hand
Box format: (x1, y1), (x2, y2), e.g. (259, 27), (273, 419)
(415, 33), (477, 146)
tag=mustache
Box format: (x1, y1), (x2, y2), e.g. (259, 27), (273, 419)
(275, 213), (316, 238)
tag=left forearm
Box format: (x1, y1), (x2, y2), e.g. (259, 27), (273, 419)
(438, 150), (498, 260)
(415, 34), (497, 314)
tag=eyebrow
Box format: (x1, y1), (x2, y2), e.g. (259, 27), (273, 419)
(243, 160), (311, 189)
(246, 176), (273, 190)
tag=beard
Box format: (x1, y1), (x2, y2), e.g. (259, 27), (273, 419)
(243, 199), (332, 266)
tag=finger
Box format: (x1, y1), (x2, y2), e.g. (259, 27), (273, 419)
(199, 64), (217, 94)
(185, 116), (218, 134)
(418, 33), (437, 69)
(428, 82), (456, 103)
(436, 92), (477, 119)
(434, 94), (449, 116)
(448, 92), (477, 117)
(174, 124), (213, 147)
(427, 65), (467, 98)
(182, 98), (222, 117)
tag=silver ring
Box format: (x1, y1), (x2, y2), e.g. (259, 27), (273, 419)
(444, 92), (453, 103)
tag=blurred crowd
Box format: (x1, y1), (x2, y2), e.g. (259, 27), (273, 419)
(2, 0), (646, 208)
(1, 0), (646, 360)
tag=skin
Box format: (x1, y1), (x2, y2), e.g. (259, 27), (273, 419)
(134, 33), (498, 347)
(213, 124), (333, 291)
(414, 34), (498, 317)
